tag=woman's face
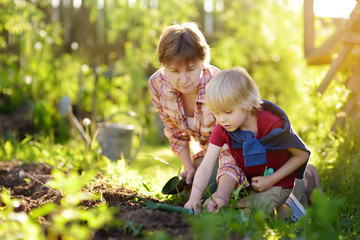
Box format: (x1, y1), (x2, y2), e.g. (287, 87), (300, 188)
(164, 60), (203, 94)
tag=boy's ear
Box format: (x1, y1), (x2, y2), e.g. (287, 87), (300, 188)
(246, 107), (255, 112)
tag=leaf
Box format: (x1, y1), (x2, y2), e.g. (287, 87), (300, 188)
(139, 176), (151, 193)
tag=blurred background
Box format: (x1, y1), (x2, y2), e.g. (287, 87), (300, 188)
(1, 0), (358, 144)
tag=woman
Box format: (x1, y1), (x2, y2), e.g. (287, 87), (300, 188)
(148, 22), (248, 195)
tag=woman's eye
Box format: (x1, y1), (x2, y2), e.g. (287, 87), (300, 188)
(187, 65), (197, 71)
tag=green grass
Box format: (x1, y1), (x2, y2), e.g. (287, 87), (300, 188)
(130, 144), (182, 187)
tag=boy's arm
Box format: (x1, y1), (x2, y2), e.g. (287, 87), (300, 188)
(203, 174), (237, 213)
(184, 143), (221, 214)
(251, 148), (310, 192)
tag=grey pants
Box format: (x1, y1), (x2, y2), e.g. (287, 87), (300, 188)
(182, 156), (219, 201)
(291, 178), (308, 208)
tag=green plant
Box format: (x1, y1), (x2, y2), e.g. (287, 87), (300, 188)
(320, 121), (360, 239)
(30, 170), (119, 240)
(0, 168), (119, 239)
(0, 187), (44, 240)
(189, 212), (228, 240)
(297, 190), (344, 240)
(124, 221), (143, 237)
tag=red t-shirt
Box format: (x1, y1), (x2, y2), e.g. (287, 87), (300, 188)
(210, 109), (295, 189)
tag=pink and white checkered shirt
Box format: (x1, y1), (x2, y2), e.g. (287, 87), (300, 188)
(148, 64), (248, 188)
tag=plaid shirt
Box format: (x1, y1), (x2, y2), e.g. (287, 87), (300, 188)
(148, 64), (249, 188)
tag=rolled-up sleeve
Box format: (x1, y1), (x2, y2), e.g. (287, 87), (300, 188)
(148, 71), (190, 156)
(217, 147), (249, 189)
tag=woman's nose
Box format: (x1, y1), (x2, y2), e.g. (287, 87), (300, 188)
(178, 72), (188, 83)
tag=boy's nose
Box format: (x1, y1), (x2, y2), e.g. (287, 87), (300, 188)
(218, 114), (226, 123)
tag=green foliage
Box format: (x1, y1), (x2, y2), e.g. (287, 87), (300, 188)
(211, 0), (304, 115)
(124, 221), (143, 237)
(0, 171), (118, 240)
(181, 188), (344, 240)
(0, 188), (44, 240)
(189, 212), (228, 240)
(0, 0), (85, 136)
(35, 170), (118, 240)
(319, 121), (360, 238)
(0, 135), (106, 172)
(297, 190), (344, 240)
(1, 0), (310, 141)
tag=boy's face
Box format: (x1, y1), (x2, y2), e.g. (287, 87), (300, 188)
(164, 60), (203, 94)
(212, 107), (252, 132)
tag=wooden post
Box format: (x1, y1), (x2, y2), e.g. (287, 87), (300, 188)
(317, 44), (353, 93)
(332, 60), (360, 130)
(304, 0), (315, 57)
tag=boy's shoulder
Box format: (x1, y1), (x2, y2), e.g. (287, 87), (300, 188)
(257, 109), (284, 136)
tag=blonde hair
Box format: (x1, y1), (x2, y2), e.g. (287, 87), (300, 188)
(205, 67), (263, 113)
(157, 22), (210, 68)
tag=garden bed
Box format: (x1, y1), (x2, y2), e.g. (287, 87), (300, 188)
(0, 161), (191, 239)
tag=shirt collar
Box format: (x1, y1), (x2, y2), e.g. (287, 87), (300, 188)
(197, 65), (208, 103)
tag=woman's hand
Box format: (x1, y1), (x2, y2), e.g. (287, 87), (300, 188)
(179, 165), (196, 185)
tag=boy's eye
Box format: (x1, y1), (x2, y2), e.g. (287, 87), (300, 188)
(225, 111), (233, 114)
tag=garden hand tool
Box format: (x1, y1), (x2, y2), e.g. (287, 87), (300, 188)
(161, 176), (187, 194)
(130, 195), (193, 214)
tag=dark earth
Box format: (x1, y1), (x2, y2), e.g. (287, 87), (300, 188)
(0, 161), (191, 239)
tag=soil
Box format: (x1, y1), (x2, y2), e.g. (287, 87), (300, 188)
(0, 161), (191, 239)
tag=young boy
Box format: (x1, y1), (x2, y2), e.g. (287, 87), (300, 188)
(184, 67), (310, 215)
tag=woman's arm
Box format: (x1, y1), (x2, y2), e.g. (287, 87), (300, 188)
(148, 74), (192, 166)
(184, 143), (222, 214)
(251, 148), (310, 192)
(178, 145), (196, 184)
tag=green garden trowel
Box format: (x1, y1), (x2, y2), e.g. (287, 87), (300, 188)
(161, 176), (187, 194)
(130, 195), (193, 214)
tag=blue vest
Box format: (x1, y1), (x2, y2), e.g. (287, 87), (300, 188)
(227, 100), (310, 179)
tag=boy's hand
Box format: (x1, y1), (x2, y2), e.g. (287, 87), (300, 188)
(184, 200), (202, 214)
(251, 176), (274, 192)
(203, 192), (228, 213)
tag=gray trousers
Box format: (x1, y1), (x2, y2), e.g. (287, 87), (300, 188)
(182, 156), (219, 201)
